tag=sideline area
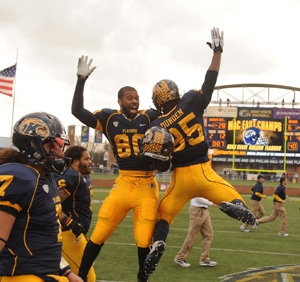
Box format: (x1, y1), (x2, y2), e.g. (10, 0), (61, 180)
(91, 178), (300, 196)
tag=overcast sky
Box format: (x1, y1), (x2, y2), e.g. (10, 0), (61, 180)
(1, 0), (299, 137)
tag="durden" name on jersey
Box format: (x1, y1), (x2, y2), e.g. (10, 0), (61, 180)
(159, 109), (184, 128)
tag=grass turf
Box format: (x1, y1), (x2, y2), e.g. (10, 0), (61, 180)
(87, 188), (300, 282)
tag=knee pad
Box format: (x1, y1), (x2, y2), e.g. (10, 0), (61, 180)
(90, 221), (109, 244)
(141, 198), (158, 221)
(99, 197), (119, 219)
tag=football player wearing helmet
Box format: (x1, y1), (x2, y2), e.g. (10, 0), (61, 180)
(54, 146), (95, 282)
(0, 112), (83, 282)
(143, 28), (256, 276)
(152, 80), (180, 113)
(12, 111), (71, 174)
(72, 56), (161, 282)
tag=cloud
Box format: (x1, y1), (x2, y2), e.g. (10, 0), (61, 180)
(0, 0), (299, 138)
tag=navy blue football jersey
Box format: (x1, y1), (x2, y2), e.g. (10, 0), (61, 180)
(149, 70), (218, 169)
(94, 109), (160, 171)
(54, 168), (92, 234)
(0, 163), (62, 276)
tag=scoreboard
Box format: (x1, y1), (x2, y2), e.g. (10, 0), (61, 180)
(286, 119), (300, 152)
(204, 117), (300, 155)
(206, 117), (227, 149)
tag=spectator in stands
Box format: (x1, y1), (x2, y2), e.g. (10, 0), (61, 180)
(293, 172), (298, 183)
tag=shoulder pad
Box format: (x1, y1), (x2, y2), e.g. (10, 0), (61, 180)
(0, 163), (39, 195)
(53, 168), (80, 188)
(94, 108), (117, 115)
(143, 109), (161, 119)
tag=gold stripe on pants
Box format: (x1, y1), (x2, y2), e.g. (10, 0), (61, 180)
(158, 162), (246, 225)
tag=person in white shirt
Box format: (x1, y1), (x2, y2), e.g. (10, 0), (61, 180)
(174, 197), (218, 267)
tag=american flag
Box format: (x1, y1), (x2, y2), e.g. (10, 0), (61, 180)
(0, 64), (16, 97)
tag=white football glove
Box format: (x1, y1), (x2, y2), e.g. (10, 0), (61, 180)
(77, 55), (96, 79)
(207, 27), (224, 53)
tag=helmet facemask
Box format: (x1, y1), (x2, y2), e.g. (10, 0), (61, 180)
(40, 136), (72, 174)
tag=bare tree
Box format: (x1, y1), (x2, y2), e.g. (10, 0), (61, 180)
(73, 136), (109, 166)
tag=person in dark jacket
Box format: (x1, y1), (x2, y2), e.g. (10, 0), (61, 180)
(240, 174), (267, 232)
(258, 176), (289, 237)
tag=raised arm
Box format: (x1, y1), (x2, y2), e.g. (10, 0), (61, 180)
(207, 27), (223, 72)
(71, 56), (98, 128)
(200, 28), (224, 108)
(208, 52), (222, 72)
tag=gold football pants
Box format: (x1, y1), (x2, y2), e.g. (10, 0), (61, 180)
(90, 174), (159, 248)
(62, 230), (96, 282)
(0, 275), (68, 282)
(158, 162), (247, 225)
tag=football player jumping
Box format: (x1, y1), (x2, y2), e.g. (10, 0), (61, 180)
(72, 56), (172, 282)
(142, 27), (257, 276)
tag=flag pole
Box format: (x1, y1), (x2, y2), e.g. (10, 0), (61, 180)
(10, 48), (18, 140)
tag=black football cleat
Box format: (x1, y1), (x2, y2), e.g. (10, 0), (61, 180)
(137, 270), (149, 282)
(219, 201), (256, 225)
(143, 240), (166, 275)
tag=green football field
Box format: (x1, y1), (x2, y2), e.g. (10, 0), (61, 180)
(87, 188), (300, 282)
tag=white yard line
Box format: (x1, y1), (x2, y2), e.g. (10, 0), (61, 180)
(102, 241), (300, 257)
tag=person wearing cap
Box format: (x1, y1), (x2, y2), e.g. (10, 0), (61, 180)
(258, 176), (289, 237)
(240, 174), (267, 232)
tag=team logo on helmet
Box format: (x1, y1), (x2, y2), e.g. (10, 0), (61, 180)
(243, 127), (268, 146)
(152, 79), (180, 111)
(139, 126), (174, 161)
(153, 81), (172, 107)
(143, 129), (165, 155)
(18, 118), (50, 139)
(143, 129), (154, 143)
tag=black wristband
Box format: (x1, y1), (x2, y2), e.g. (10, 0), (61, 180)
(206, 42), (223, 53)
(59, 265), (71, 276)
(60, 216), (70, 227)
(213, 46), (223, 53)
(65, 270), (72, 277)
